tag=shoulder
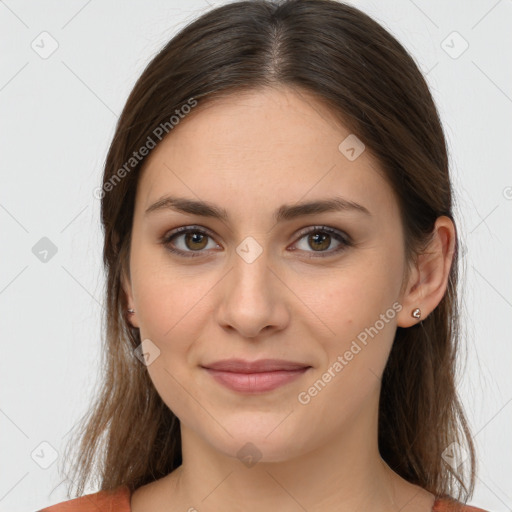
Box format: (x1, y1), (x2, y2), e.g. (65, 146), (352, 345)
(35, 484), (131, 512)
(433, 495), (490, 512)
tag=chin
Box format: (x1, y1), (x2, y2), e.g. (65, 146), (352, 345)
(203, 419), (309, 465)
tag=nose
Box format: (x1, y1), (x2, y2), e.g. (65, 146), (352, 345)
(215, 245), (290, 339)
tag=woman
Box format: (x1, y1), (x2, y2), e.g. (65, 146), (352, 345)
(37, 0), (489, 510)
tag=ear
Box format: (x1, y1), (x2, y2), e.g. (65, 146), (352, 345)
(397, 216), (456, 328)
(121, 266), (140, 329)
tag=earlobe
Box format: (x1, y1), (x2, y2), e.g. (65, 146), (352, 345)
(396, 261), (423, 328)
(121, 267), (139, 329)
(396, 216), (456, 328)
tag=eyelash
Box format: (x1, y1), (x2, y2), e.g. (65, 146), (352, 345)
(160, 225), (353, 259)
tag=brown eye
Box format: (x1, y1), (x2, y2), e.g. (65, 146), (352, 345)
(162, 227), (219, 258)
(183, 232), (208, 251)
(292, 226), (352, 258)
(307, 232), (331, 251)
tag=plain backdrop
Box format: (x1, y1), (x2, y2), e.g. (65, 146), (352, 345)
(0, 1), (511, 511)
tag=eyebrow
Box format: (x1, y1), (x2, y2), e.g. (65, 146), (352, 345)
(144, 194), (371, 222)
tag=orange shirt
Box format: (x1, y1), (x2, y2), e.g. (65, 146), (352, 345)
(36, 484), (490, 511)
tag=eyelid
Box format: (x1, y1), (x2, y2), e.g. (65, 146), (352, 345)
(294, 225), (352, 244)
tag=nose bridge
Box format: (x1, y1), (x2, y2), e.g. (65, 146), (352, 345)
(216, 234), (287, 336)
(231, 234), (273, 297)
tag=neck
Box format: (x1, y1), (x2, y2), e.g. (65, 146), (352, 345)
(164, 390), (434, 512)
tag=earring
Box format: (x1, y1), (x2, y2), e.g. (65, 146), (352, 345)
(411, 307), (421, 320)
(127, 308), (135, 314)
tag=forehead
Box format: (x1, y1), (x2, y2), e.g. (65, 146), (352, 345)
(136, 86), (396, 219)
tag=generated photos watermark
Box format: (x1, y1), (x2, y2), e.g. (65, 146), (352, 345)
(93, 97), (198, 200)
(297, 301), (403, 405)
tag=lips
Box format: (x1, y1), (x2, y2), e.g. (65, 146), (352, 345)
(201, 358), (310, 373)
(201, 359), (311, 393)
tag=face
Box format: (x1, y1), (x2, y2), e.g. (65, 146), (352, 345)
(123, 86), (410, 462)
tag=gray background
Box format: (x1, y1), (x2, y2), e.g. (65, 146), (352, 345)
(0, 1), (511, 511)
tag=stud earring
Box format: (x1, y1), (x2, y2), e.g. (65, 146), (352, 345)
(411, 307), (421, 320)
(127, 308), (135, 314)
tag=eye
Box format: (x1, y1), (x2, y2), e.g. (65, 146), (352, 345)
(161, 226), (219, 258)
(291, 226), (352, 258)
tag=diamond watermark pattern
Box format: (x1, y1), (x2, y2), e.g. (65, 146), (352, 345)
(441, 441), (469, 470)
(236, 236), (263, 264)
(338, 134), (365, 161)
(236, 442), (262, 468)
(32, 237), (58, 263)
(31, 31), (59, 59)
(31, 441), (58, 469)
(134, 338), (161, 366)
(441, 31), (469, 59)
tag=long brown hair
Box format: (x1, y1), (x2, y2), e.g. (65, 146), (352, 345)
(61, 0), (476, 502)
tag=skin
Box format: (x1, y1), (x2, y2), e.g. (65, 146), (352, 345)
(123, 86), (455, 512)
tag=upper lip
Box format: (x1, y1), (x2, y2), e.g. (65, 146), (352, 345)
(201, 358), (311, 373)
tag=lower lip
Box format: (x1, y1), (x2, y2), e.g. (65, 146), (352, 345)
(203, 367), (310, 393)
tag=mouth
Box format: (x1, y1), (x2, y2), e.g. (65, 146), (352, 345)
(201, 358), (312, 393)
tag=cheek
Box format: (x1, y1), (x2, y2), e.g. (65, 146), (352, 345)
(299, 254), (403, 379)
(295, 275), (401, 428)
(304, 258), (401, 334)
(132, 265), (213, 422)
(131, 243), (215, 341)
